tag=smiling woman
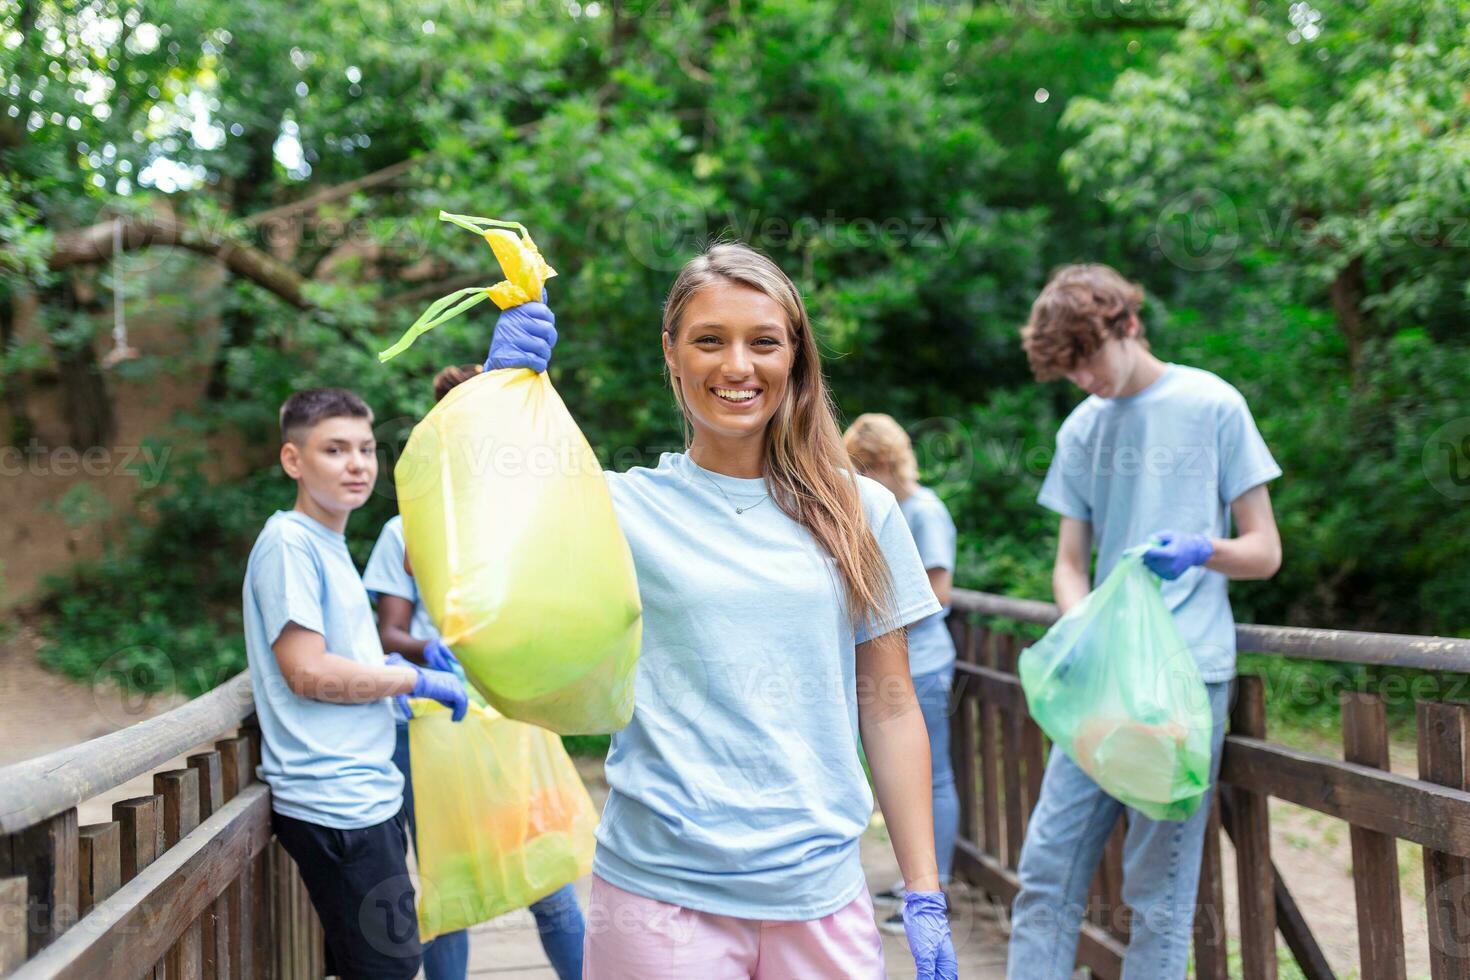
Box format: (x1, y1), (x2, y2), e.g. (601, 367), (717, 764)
(481, 240), (960, 979)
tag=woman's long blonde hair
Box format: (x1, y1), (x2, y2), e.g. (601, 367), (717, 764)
(662, 242), (894, 632)
(843, 413), (919, 490)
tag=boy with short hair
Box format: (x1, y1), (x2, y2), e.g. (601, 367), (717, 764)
(1007, 266), (1283, 979)
(242, 387), (467, 980)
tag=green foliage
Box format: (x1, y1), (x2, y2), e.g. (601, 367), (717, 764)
(7, 0), (1469, 714)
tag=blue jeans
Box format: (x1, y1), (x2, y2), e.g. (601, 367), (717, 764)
(1006, 681), (1231, 980)
(914, 665), (961, 884)
(392, 724), (586, 980)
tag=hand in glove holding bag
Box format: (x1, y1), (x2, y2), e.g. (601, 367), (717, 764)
(421, 637), (461, 675)
(1143, 531), (1214, 580)
(484, 291), (558, 374)
(386, 652), (469, 721)
(903, 891), (959, 980)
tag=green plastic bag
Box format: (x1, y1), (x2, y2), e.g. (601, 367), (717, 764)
(1018, 546), (1214, 821)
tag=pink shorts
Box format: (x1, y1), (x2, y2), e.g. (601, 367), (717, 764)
(582, 874), (886, 979)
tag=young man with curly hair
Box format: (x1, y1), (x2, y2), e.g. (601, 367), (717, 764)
(1007, 265), (1283, 980)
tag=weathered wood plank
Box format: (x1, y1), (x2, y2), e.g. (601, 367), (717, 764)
(218, 742), (249, 980)
(111, 796), (162, 884)
(995, 634), (1026, 869)
(77, 822), (121, 916)
(1418, 701), (1470, 980)
(1217, 791), (1336, 980)
(1341, 692), (1407, 980)
(216, 736), (253, 803)
(976, 628), (1002, 863)
(188, 752), (226, 979)
(0, 876), (27, 974)
(0, 673), (255, 835)
(1229, 676), (1277, 980)
(6, 785), (272, 980)
(157, 768), (203, 980)
(951, 659), (1027, 713)
(1193, 796), (1228, 980)
(947, 589), (1470, 673)
(155, 769), (202, 848)
(111, 795), (165, 980)
(950, 619), (978, 852)
(1221, 735), (1470, 857)
(1, 807), (80, 955)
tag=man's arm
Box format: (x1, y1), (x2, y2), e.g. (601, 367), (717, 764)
(1205, 484), (1282, 580)
(1053, 516), (1092, 614)
(376, 594), (429, 662)
(273, 623), (417, 703)
(926, 567), (952, 607)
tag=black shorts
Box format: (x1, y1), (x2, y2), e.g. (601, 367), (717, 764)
(272, 807), (423, 980)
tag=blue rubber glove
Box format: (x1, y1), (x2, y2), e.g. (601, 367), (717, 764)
(385, 652), (468, 722)
(484, 291), (557, 374)
(1143, 531), (1215, 580)
(903, 891), (958, 980)
(421, 638), (460, 675)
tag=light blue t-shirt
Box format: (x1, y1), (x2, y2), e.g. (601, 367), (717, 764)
(1037, 364), (1281, 682)
(898, 486), (958, 677)
(596, 452), (941, 920)
(242, 510), (403, 829)
(363, 515), (440, 644)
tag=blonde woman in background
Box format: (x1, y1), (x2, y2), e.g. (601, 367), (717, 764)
(844, 414), (961, 934)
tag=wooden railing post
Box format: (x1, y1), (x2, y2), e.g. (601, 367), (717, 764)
(950, 620), (979, 858)
(1192, 796), (1228, 980)
(1342, 692), (1407, 980)
(977, 627), (1002, 865)
(77, 821), (121, 916)
(1230, 675), (1278, 980)
(157, 767), (203, 979)
(995, 633), (1026, 870)
(0, 808), (79, 955)
(113, 794), (165, 978)
(0, 876), (28, 972)
(217, 734), (254, 980)
(1418, 700), (1470, 980)
(189, 750), (227, 979)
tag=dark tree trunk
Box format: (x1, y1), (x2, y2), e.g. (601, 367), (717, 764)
(49, 282), (116, 449)
(1329, 255), (1367, 374)
(1, 291), (36, 445)
(57, 341), (115, 449)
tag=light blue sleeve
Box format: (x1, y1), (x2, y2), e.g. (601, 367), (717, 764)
(251, 538), (326, 645)
(910, 498), (956, 573)
(857, 493), (943, 644)
(361, 520), (417, 603)
(1037, 418), (1092, 522)
(1217, 394), (1282, 505)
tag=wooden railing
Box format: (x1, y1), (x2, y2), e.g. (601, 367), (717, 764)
(0, 672), (322, 978)
(949, 588), (1470, 979)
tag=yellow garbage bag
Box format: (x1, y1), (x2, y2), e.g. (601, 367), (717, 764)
(408, 700), (598, 941)
(380, 213), (642, 733)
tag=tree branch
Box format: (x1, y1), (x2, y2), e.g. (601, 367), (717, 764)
(47, 212), (311, 308)
(242, 156), (428, 230)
